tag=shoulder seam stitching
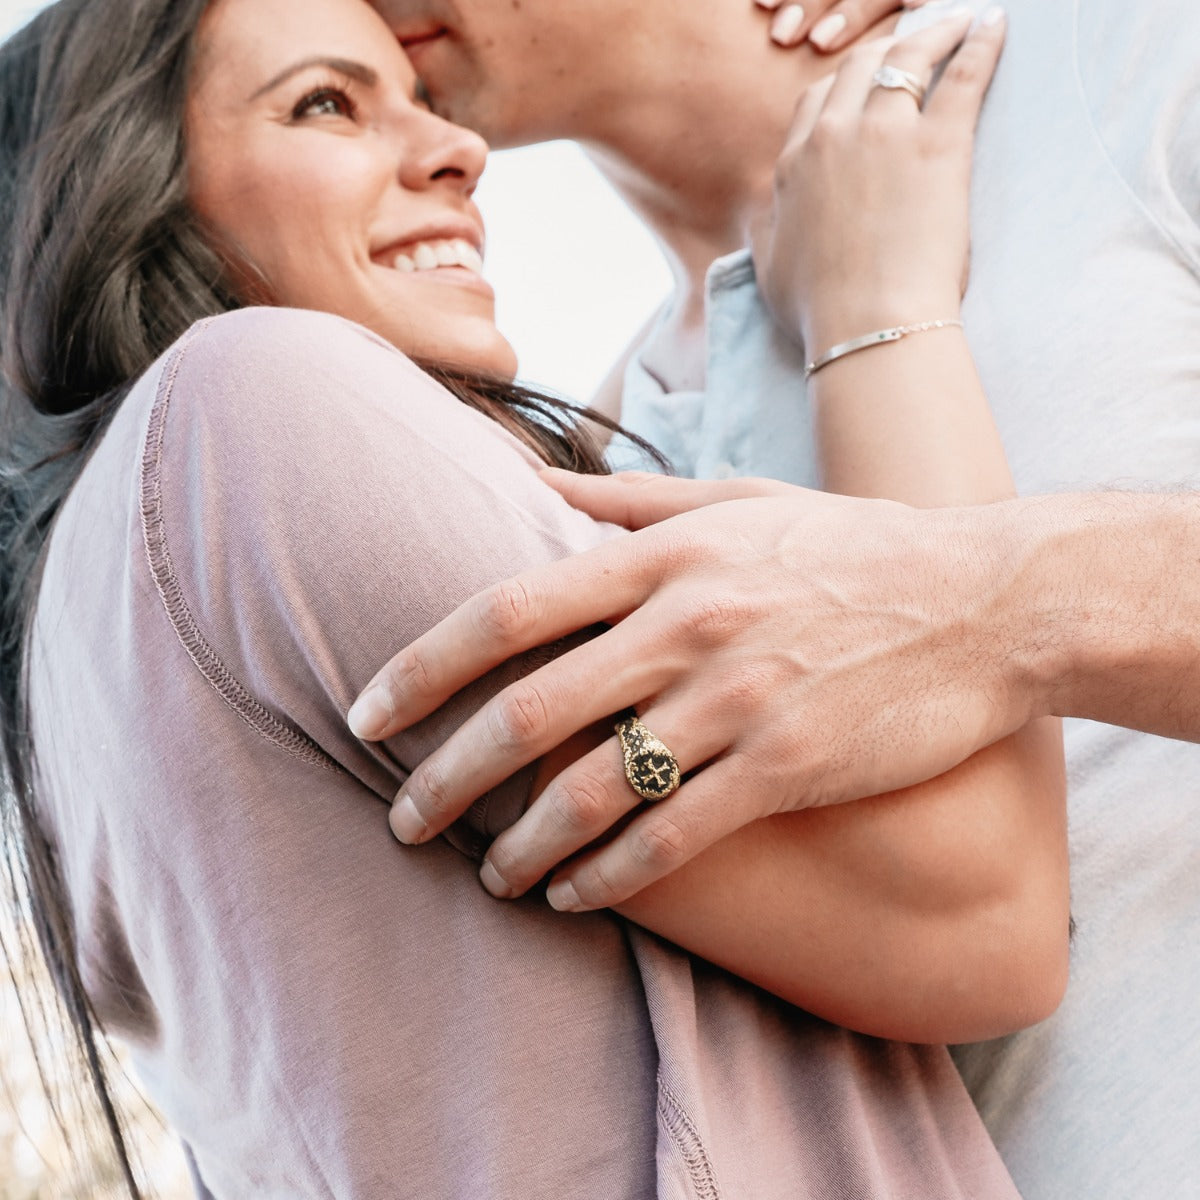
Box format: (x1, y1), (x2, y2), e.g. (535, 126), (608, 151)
(656, 1075), (722, 1200)
(139, 320), (344, 775)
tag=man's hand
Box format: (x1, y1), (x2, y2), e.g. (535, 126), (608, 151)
(757, 0), (934, 51)
(348, 471), (1040, 910)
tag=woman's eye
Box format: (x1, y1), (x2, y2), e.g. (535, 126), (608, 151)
(294, 87), (356, 120)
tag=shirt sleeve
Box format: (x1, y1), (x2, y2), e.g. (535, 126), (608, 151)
(142, 306), (622, 858)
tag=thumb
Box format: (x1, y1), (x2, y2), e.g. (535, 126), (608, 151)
(539, 469), (790, 529)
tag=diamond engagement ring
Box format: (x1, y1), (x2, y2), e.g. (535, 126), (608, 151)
(615, 715), (682, 802)
(872, 65), (927, 106)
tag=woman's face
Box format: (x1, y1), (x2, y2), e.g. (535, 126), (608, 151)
(187, 0), (516, 378)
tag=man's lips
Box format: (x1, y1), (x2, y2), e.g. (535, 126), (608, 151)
(397, 25), (448, 50)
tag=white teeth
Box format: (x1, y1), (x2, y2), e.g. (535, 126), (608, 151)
(455, 240), (485, 274)
(412, 242), (439, 271)
(388, 237), (485, 275)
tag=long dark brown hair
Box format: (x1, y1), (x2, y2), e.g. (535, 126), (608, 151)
(0, 0), (663, 1192)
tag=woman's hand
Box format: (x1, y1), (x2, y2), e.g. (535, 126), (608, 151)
(752, 7), (1005, 353)
(758, 0), (936, 52)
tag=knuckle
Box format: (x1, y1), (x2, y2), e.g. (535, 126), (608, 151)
(483, 836), (529, 887)
(489, 683), (550, 752)
(678, 594), (750, 646)
(552, 765), (617, 836)
(475, 577), (538, 643)
(631, 813), (690, 873)
(397, 645), (437, 700)
(408, 758), (452, 817)
(576, 857), (624, 909)
(723, 665), (770, 715)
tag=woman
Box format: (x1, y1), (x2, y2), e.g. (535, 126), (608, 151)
(0, 0), (1063, 1195)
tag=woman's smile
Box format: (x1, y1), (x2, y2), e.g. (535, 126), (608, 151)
(186, 0), (516, 377)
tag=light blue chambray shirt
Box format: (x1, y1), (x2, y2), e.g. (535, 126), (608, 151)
(618, 1), (1200, 1196)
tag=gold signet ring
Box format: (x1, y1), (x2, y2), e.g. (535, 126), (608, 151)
(615, 715), (682, 802)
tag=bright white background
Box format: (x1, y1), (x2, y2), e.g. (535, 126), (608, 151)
(0, 1), (673, 401)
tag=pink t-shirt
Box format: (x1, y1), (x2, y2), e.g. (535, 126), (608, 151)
(29, 307), (1017, 1198)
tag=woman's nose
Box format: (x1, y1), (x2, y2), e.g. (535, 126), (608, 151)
(398, 109), (489, 196)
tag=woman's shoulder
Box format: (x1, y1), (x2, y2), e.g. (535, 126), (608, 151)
(176, 305), (410, 361)
(148, 305), (531, 491)
(162, 305), (430, 412)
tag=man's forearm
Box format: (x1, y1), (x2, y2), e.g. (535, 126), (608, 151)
(990, 491), (1200, 740)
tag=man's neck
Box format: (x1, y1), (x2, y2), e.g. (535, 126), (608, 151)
(571, 6), (900, 315)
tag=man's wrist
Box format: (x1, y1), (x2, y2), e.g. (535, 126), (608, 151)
(982, 491), (1200, 736)
(978, 496), (1081, 725)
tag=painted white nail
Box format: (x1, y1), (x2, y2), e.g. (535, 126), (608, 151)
(412, 242), (438, 270)
(393, 253), (415, 273)
(808, 11), (846, 49)
(770, 4), (806, 46)
(755, 0), (786, 9)
(981, 5), (1006, 25)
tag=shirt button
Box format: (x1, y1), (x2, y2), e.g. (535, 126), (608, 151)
(713, 462), (737, 479)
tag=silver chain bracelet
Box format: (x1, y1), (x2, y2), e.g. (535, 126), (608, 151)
(804, 319), (964, 379)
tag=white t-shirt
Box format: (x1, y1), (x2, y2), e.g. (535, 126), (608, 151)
(620, 0), (1200, 1195)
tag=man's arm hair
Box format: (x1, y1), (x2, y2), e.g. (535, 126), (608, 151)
(992, 490), (1200, 741)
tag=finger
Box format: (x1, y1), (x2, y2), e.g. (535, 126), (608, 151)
(766, 4), (810, 49)
(878, 4), (975, 78)
(821, 36), (897, 118)
(389, 618), (674, 844)
(544, 757), (762, 912)
(539, 468), (794, 529)
(480, 707), (726, 900)
(348, 534), (663, 739)
(808, 0), (920, 54)
(860, 7), (975, 115)
(780, 73), (838, 155)
(922, 7), (1006, 129)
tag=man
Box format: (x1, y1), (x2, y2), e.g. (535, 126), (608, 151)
(358, 1), (1200, 1194)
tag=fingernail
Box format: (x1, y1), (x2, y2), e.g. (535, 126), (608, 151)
(754, 0), (785, 9)
(981, 5), (1006, 25)
(770, 4), (806, 46)
(546, 879), (583, 912)
(808, 11), (846, 49)
(347, 686), (391, 739)
(479, 859), (516, 899)
(389, 794), (428, 845)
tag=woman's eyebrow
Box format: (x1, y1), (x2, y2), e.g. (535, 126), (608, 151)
(248, 56), (379, 102)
